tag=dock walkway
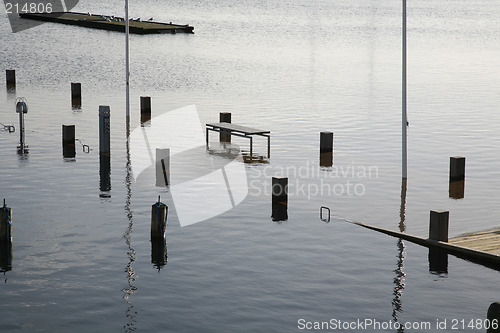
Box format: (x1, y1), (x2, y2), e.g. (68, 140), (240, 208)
(352, 222), (500, 270)
(19, 12), (194, 34)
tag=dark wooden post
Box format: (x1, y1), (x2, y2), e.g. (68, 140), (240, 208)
(62, 125), (76, 158)
(272, 177), (288, 221)
(151, 200), (167, 240)
(140, 96), (151, 124)
(6, 70), (15, 88)
(71, 83), (81, 106)
(320, 131), (333, 167)
(429, 210), (449, 242)
(449, 156), (465, 181)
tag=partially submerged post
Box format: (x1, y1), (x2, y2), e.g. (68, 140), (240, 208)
(219, 112), (231, 143)
(6, 70), (15, 88)
(319, 131), (333, 167)
(429, 210), (449, 242)
(140, 96), (151, 124)
(71, 82), (81, 107)
(0, 200), (12, 243)
(99, 106), (111, 195)
(16, 98), (28, 154)
(99, 106), (111, 155)
(155, 148), (170, 187)
(151, 197), (167, 240)
(449, 157), (465, 199)
(449, 156), (465, 181)
(62, 125), (76, 158)
(0, 199), (13, 272)
(272, 177), (288, 221)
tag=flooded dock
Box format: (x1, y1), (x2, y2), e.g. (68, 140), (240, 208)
(19, 12), (194, 34)
(449, 229), (500, 256)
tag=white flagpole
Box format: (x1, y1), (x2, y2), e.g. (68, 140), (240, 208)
(125, 0), (130, 121)
(402, 0), (408, 179)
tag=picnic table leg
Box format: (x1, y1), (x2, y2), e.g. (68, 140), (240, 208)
(267, 136), (270, 158)
(206, 128), (209, 149)
(249, 136), (253, 159)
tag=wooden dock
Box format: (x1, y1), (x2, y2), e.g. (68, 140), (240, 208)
(449, 229), (500, 256)
(352, 222), (500, 270)
(19, 12), (194, 34)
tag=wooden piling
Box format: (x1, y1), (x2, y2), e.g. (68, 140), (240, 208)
(71, 82), (81, 106)
(140, 96), (151, 124)
(151, 201), (167, 240)
(219, 112), (231, 143)
(429, 210), (449, 242)
(450, 156), (465, 181)
(320, 131), (333, 153)
(272, 177), (288, 221)
(6, 70), (15, 88)
(0, 202), (12, 243)
(155, 148), (170, 187)
(62, 125), (76, 158)
(99, 106), (110, 155)
(319, 132), (333, 167)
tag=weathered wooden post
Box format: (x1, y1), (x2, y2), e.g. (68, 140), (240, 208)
(62, 125), (76, 158)
(16, 98), (28, 154)
(140, 96), (151, 124)
(71, 83), (81, 106)
(0, 200), (13, 272)
(487, 302), (500, 333)
(219, 112), (231, 143)
(272, 177), (288, 221)
(449, 157), (465, 199)
(99, 106), (111, 195)
(151, 198), (168, 240)
(155, 148), (170, 187)
(99, 106), (110, 155)
(6, 70), (15, 88)
(319, 131), (333, 167)
(0, 200), (12, 244)
(449, 156), (465, 181)
(429, 210), (449, 242)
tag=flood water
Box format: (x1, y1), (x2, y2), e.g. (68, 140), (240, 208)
(1, 0), (500, 331)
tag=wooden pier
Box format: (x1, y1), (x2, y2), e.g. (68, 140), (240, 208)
(449, 229), (500, 256)
(352, 222), (500, 270)
(19, 12), (194, 34)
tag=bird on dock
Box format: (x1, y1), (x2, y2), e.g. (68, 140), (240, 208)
(148, 17), (154, 21)
(87, 12), (91, 16)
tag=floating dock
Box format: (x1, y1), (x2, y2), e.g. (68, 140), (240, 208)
(19, 12), (194, 34)
(352, 222), (500, 270)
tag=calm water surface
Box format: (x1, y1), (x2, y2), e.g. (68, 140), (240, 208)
(1, 0), (500, 331)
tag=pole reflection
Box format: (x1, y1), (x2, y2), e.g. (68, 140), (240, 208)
(392, 179), (407, 332)
(122, 120), (138, 332)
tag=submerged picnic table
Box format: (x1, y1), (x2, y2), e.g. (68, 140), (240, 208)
(206, 123), (270, 158)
